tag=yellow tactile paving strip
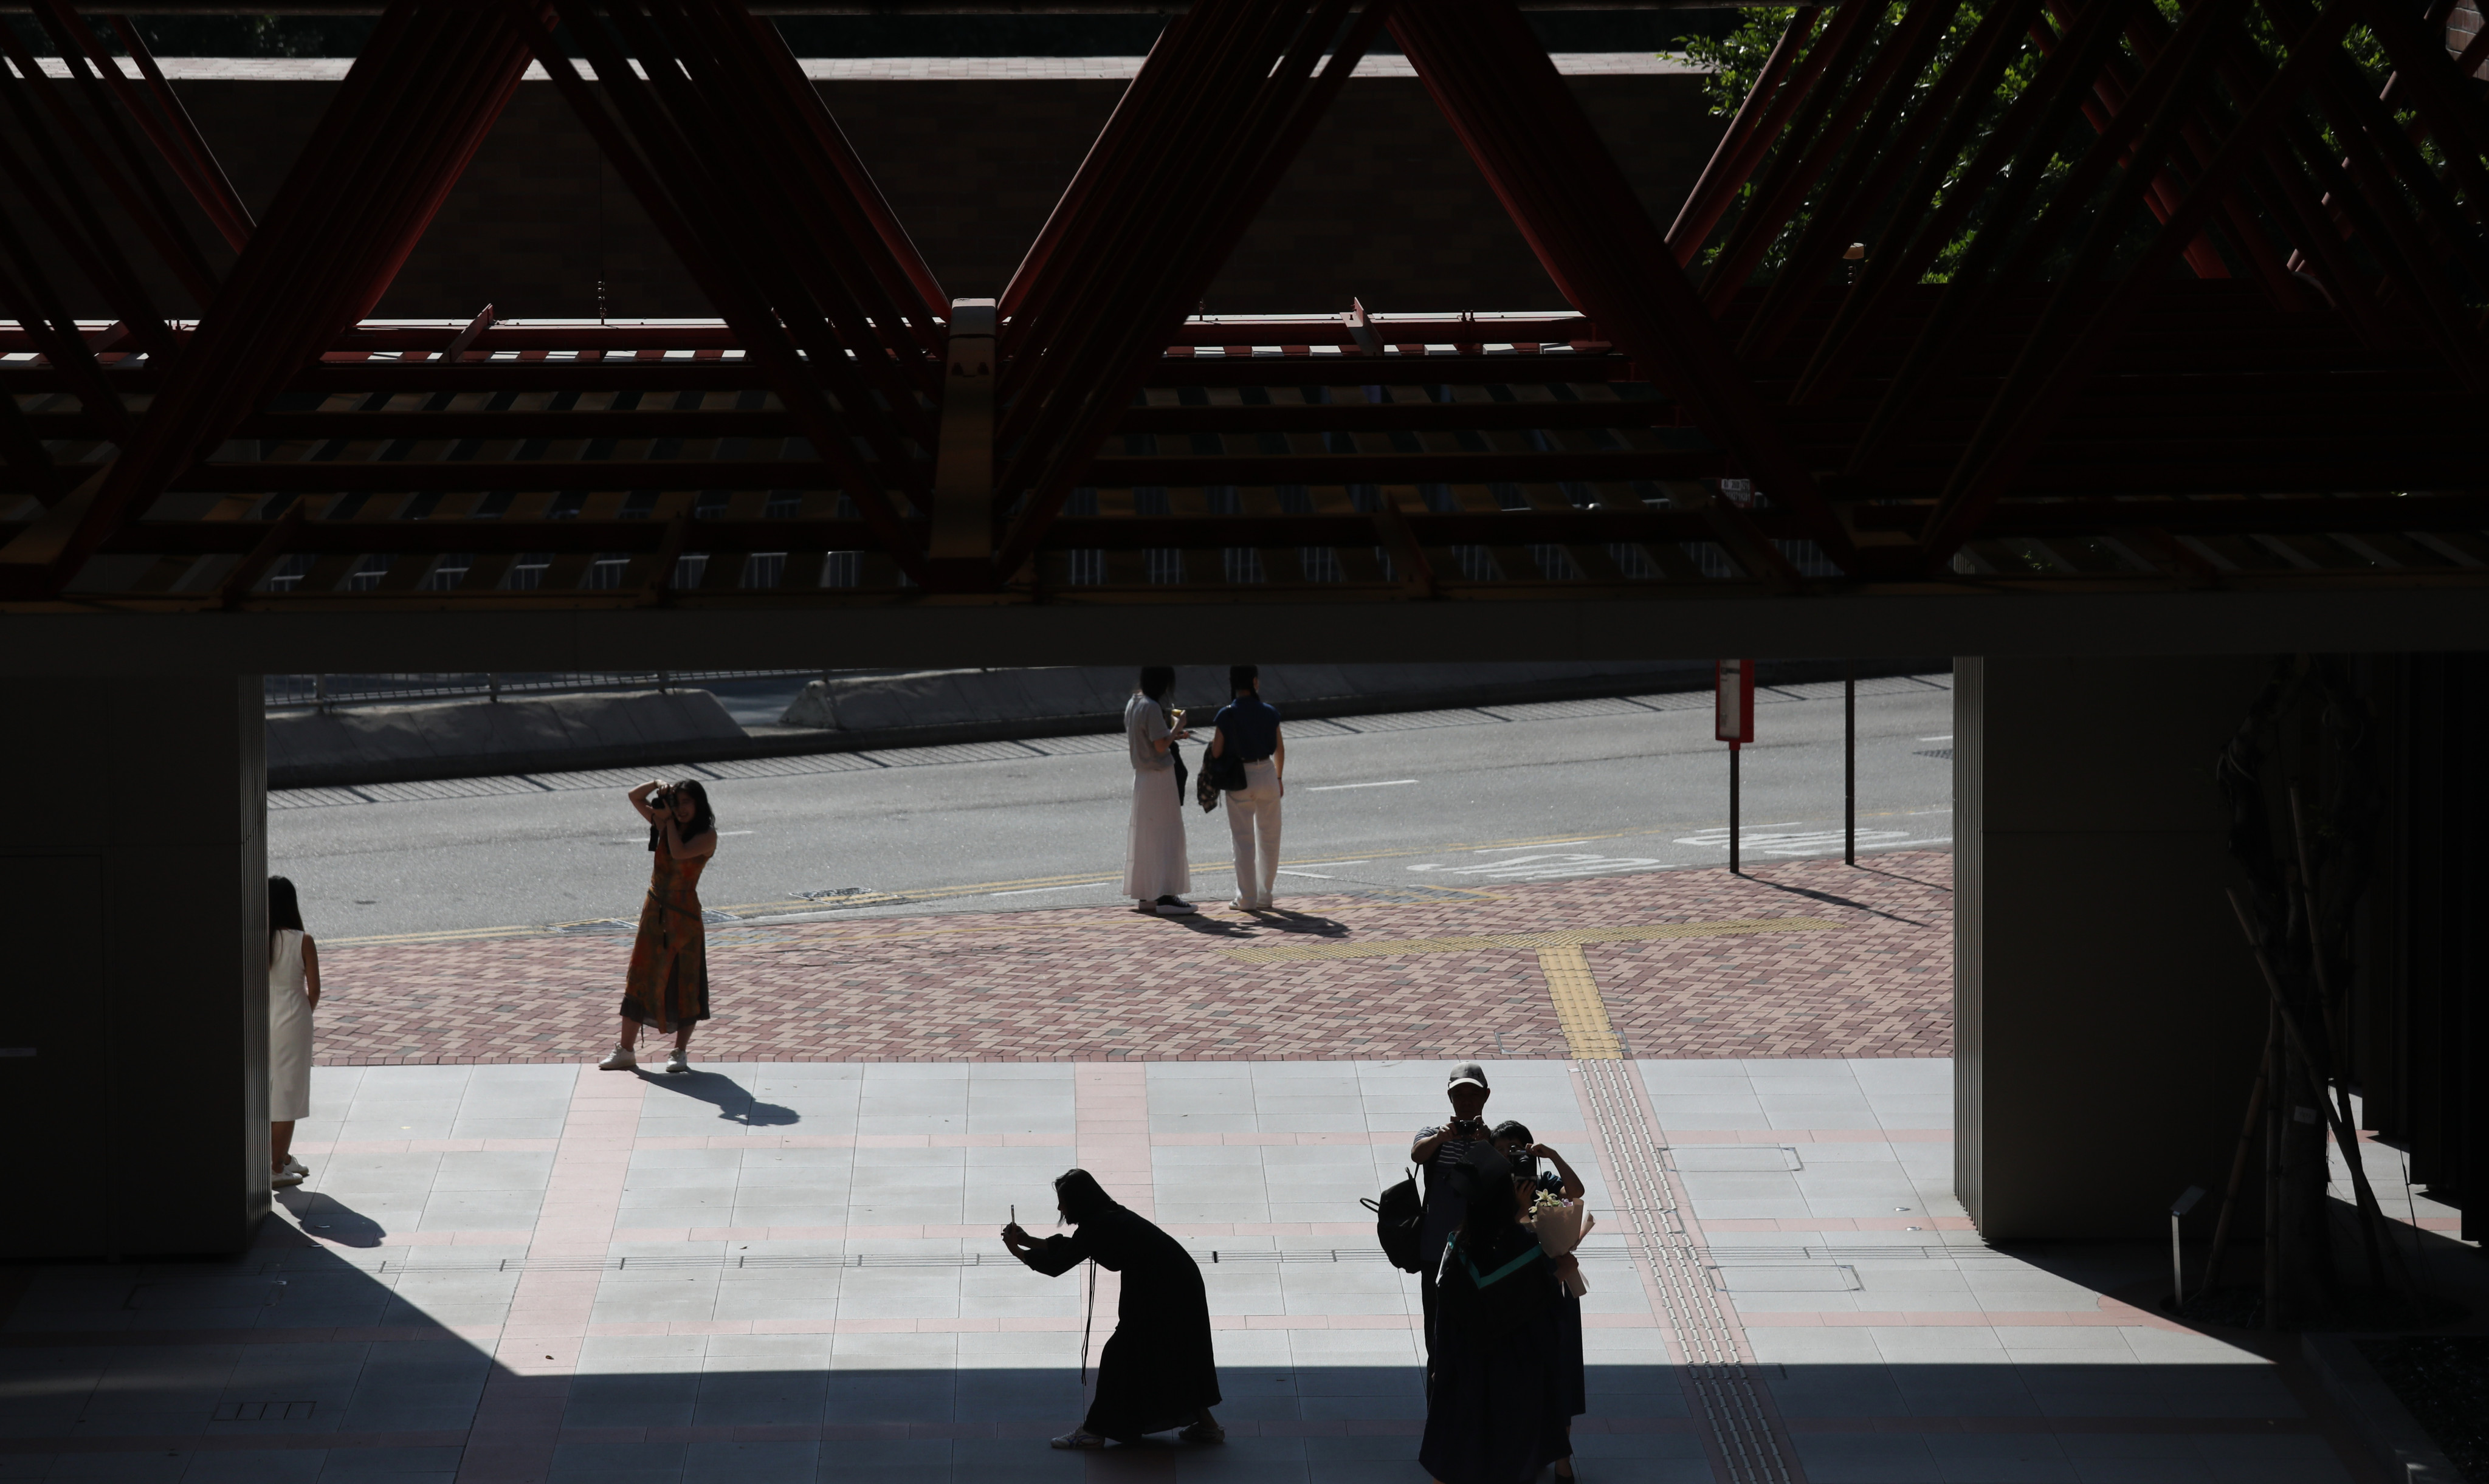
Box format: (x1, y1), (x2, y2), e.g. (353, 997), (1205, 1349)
(1216, 915), (1839, 963)
(1537, 944), (1624, 1059)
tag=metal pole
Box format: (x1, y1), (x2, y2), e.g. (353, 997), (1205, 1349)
(1729, 742), (1741, 876)
(314, 674), (328, 713)
(1844, 661), (1856, 865)
(2263, 1003), (2283, 1330)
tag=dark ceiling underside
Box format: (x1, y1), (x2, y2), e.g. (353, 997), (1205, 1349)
(0, 0), (2480, 616)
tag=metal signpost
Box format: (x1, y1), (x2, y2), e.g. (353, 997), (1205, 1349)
(1716, 659), (1755, 875)
(1845, 661), (1856, 866)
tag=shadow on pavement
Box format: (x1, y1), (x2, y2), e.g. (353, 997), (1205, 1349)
(273, 1185), (388, 1248)
(642, 1067), (801, 1127)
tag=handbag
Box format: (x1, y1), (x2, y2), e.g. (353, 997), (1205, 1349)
(1199, 749), (1245, 811)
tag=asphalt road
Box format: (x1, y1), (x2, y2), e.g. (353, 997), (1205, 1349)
(272, 672), (1956, 944)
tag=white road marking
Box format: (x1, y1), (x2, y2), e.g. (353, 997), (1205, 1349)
(1475, 840), (1591, 851)
(1918, 735), (1953, 741)
(1307, 778), (1419, 791)
(1673, 826), (1915, 857)
(1275, 869), (1335, 879)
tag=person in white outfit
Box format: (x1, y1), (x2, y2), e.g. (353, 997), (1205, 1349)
(267, 876), (320, 1190)
(1123, 666), (1197, 915)
(1209, 665), (1284, 911)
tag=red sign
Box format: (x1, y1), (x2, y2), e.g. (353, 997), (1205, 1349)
(1715, 659), (1754, 746)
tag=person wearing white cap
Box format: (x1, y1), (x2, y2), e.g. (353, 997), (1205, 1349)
(1408, 1061), (1493, 1359)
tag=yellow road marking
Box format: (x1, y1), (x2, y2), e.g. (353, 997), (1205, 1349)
(1540, 945), (1622, 1060)
(1216, 916), (1839, 963)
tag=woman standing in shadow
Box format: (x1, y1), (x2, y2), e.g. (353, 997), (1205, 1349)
(1003, 1169), (1224, 1449)
(598, 778), (718, 1076)
(1123, 667), (1197, 916)
(1420, 1144), (1573, 1484)
(268, 876), (319, 1190)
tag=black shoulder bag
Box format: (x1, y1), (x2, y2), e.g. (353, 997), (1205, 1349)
(1362, 1166), (1427, 1273)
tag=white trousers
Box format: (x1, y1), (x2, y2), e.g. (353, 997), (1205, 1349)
(1227, 761), (1282, 907)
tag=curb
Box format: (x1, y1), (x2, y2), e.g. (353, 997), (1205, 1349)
(269, 656), (1948, 791)
(2301, 1332), (2465, 1483)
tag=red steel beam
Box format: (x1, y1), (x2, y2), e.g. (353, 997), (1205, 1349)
(30, 2), (233, 273)
(1665, 5), (1827, 264)
(1391, 0), (1852, 578)
(109, 15), (257, 247)
(514, 0), (929, 580)
(0, 2), (539, 598)
(994, 0), (1398, 583)
(1701, 0), (1953, 312)
(1916, 0), (2366, 568)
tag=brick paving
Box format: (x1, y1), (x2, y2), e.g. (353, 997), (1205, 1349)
(314, 851), (1952, 1065)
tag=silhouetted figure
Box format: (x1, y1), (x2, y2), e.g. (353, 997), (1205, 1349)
(1004, 1169), (1224, 1449)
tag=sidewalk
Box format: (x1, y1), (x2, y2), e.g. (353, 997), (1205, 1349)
(313, 855), (1954, 1067)
(0, 1056), (2398, 1484)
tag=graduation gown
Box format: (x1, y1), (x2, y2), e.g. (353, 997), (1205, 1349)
(1024, 1202), (1222, 1441)
(1418, 1225), (1574, 1484)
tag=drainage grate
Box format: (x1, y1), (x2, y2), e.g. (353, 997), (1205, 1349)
(1575, 1059), (1798, 1484)
(213, 1401), (314, 1421)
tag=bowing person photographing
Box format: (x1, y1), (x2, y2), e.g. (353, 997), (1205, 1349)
(1003, 1170), (1226, 1450)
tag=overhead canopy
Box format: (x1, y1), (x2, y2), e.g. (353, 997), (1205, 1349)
(0, 0), (2480, 658)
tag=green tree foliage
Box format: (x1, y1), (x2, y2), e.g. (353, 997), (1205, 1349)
(1670, 0), (2430, 295)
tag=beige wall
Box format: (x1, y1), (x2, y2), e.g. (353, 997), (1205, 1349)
(1954, 655), (2276, 1240)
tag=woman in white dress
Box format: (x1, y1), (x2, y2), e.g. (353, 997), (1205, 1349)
(1124, 667), (1197, 915)
(269, 876), (320, 1190)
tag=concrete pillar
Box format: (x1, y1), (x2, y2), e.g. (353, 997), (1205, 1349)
(1955, 655), (2274, 1240)
(0, 677), (266, 1257)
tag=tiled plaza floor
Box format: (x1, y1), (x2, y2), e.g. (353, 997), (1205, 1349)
(1, 1057), (2434, 1484)
(312, 856), (1953, 1066)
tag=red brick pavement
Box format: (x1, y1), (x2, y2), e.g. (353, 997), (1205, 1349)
(315, 852), (1952, 1065)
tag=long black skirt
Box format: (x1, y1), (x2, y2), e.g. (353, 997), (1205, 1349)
(1418, 1298), (1574, 1484)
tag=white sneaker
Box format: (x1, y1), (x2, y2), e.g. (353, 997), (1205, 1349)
(272, 1168), (305, 1189)
(597, 1045), (638, 1071)
(280, 1156), (309, 1180)
(664, 1048), (690, 1075)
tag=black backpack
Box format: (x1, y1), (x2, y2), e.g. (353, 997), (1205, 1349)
(1363, 1167), (1426, 1273)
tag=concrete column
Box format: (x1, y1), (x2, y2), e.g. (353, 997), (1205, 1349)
(0, 677), (266, 1257)
(1955, 655), (2274, 1240)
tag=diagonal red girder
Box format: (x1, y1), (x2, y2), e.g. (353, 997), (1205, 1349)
(1391, 0), (1857, 580)
(990, 0), (1399, 586)
(0, 0), (540, 598)
(1916, 0), (2369, 568)
(510, 0), (937, 580)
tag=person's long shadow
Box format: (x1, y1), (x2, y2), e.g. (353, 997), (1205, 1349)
(273, 1186), (388, 1248)
(1154, 908), (1352, 940)
(640, 1068), (800, 1127)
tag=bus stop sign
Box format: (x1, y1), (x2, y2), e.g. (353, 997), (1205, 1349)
(1716, 659), (1755, 747)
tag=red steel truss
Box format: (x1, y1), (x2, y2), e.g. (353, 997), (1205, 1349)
(0, 0), (2481, 609)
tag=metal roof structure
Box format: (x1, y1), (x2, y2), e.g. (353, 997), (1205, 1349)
(0, 0), (2482, 626)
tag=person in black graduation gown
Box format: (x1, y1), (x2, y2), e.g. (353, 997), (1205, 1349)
(1419, 1144), (1574, 1484)
(1002, 1168), (1225, 1450)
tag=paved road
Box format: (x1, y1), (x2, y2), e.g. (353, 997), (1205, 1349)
(271, 672), (1955, 944)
